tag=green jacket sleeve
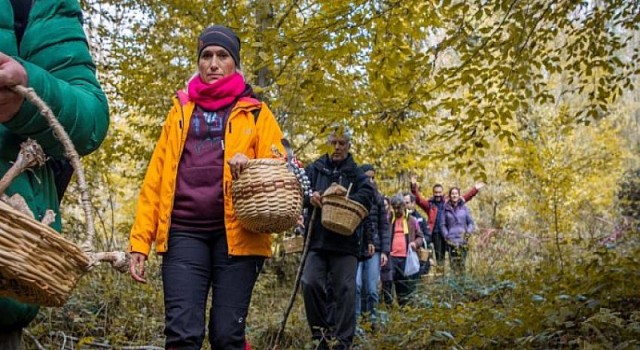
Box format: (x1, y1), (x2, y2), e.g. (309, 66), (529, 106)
(0, 0), (108, 331)
(0, 298), (39, 331)
(3, 0), (109, 157)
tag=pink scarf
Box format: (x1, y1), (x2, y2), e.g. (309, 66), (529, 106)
(187, 72), (246, 111)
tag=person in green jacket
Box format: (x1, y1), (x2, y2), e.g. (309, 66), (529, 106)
(0, 0), (109, 347)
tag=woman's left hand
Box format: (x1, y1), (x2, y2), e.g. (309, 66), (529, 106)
(228, 153), (249, 179)
(409, 241), (417, 250)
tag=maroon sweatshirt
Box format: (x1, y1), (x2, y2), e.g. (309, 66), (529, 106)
(170, 105), (230, 232)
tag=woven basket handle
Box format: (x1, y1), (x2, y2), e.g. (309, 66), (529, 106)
(8, 85), (128, 272)
(10, 85), (96, 252)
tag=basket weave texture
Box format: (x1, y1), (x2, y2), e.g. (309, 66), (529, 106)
(321, 195), (368, 236)
(0, 200), (90, 307)
(0, 86), (129, 308)
(232, 159), (303, 233)
(417, 247), (430, 262)
(283, 236), (304, 254)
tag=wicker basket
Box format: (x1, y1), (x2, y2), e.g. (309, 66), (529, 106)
(417, 246), (430, 262)
(0, 86), (128, 307)
(0, 200), (90, 307)
(232, 159), (303, 233)
(321, 195), (368, 236)
(283, 236), (305, 254)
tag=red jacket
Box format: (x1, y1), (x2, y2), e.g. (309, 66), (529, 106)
(410, 183), (478, 234)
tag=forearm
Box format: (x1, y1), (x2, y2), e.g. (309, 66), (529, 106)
(410, 183), (430, 212)
(462, 186), (479, 202)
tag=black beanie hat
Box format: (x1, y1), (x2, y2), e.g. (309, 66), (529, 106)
(360, 164), (374, 173)
(197, 25), (241, 66)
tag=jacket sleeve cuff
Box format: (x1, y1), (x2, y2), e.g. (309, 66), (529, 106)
(129, 241), (151, 257)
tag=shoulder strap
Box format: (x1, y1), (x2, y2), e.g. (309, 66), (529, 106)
(10, 0), (33, 46)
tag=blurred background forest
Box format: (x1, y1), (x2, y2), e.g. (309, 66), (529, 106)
(23, 0), (640, 349)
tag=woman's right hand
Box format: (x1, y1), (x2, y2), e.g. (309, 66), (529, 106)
(129, 252), (148, 283)
(0, 52), (27, 122)
(228, 152), (250, 180)
(380, 252), (388, 267)
(310, 191), (323, 207)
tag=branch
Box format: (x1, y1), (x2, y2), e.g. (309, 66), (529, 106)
(405, 0), (521, 110)
(92, 251), (130, 273)
(275, 0), (301, 29)
(494, 0), (557, 99)
(11, 85), (96, 256)
(23, 330), (46, 350)
(271, 208), (318, 350)
(0, 139), (46, 195)
(50, 331), (164, 350)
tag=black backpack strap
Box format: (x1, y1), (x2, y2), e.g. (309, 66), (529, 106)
(251, 107), (261, 124)
(49, 158), (75, 203)
(10, 0), (33, 46)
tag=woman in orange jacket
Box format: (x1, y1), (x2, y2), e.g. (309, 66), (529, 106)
(128, 25), (284, 350)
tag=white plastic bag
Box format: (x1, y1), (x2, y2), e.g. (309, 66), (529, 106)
(404, 245), (420, 276)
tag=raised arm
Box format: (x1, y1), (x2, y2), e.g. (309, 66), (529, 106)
(409, 175), (431, 213)
(462, 182), (484, 203)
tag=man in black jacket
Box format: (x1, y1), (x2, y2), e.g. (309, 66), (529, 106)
(301, 124), (374, 350)
(355, 164), (390, 323)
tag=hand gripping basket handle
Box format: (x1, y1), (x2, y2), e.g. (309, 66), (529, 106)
(7, 85), (128, 272)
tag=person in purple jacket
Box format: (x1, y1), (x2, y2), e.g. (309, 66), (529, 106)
(440, 187), (475, 276)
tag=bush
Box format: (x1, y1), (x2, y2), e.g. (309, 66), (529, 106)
(618, 167), (640, 222)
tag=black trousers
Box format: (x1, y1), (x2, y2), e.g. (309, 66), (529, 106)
(448, 244), (468, 276)
(162, 231), (264, 350)
(381, 281), (394, 306)
(301, 250), (357, 350)
(381, 258), (394, 305)
(432, 230), (449, 264)
(0, 329), (21, 350)
(390, 256), (416, 306)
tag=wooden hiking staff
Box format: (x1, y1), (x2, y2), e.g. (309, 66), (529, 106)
(0, 85), (128, 307)
(271, 207), (317, 350)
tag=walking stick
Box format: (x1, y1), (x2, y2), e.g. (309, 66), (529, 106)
(8, 85), (128, 270)
(272, 207), (318, 350)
